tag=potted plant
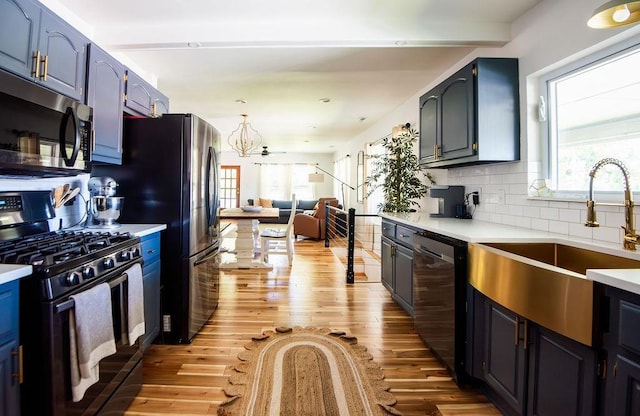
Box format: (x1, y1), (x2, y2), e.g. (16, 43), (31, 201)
(365, 123), (435, 212)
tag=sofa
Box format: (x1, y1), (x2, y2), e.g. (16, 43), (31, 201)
(248, 198), (318, 223)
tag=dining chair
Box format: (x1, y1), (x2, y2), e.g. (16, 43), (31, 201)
(260, 194), (296, 265)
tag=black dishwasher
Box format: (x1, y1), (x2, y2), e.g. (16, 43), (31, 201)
(413, 230), (468, 385)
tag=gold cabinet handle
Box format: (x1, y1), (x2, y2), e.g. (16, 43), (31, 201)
(523, 319), (528, 350)
(12, 345), (23, 384)
(32, 51), (41, 78)
(514, 316), (519, 346)
(41, 54), (49, 80)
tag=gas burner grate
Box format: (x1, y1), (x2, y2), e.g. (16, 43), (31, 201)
(0, 230), (138, 267)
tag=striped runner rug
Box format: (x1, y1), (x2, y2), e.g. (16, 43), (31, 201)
(217, 326), (401, 416)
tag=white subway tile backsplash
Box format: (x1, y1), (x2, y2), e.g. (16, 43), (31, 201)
(502, 215), (517, 226)
(531, 218), (549, 232)
(592, 226), (622, 244)
(540, 207), (559, 220)
(568, 223), (593, 239)
(508, 205), (524, 216)
(558, 209), (580, 223)
(604, 211), (625, 228)
(489, 213), (504, 223)
(495, 204), (510, 215)
(548, 220), (569, 235)
(523, 206), (541, 218)
(515, 216), (532, 229)
(450, 162), (629, 246)
(549, 201), (570, 209)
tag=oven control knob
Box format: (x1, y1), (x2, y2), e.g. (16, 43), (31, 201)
(83, 266), (96, 279)
(131, 247), (141, 258)
(66, 271), (81, 286)
(103, 257), (115, 269)
(120, 250), (131, 261)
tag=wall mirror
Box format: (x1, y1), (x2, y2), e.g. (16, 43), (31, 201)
(356, 150), (365, 203)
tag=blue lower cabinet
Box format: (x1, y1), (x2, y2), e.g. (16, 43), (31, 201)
(478, 293), (596, 416)
(140, 233), (161, 351)
(0, 280), (20, 416)
(603, 286), (640, 416)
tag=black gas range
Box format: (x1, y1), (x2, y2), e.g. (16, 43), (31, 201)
(0, 229), (142, 300)
(0, 190), (144, 415)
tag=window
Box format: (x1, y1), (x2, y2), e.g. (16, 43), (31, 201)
(365, 141), (385, 212)
(259, 164), (315, 200)
(543, 38), (640, 196)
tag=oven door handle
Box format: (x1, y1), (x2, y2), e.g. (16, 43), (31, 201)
(55, 273), (128, 314)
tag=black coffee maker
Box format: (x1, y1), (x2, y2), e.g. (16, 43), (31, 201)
(429, 186), (468, 218)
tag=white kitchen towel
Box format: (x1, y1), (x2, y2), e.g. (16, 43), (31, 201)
(125, 262), (145, 346)
(69, 282), (116, 402)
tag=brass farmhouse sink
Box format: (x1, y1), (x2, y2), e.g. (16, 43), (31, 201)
(468, 242), (640, 347)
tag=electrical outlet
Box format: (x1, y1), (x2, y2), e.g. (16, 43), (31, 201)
(472, 192), (480, 205)
(163, 315), (171, 332)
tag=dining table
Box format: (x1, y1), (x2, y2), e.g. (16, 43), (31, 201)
(219, 207), (279, 269)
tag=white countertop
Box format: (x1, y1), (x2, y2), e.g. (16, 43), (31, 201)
(70, 223), (167, 237)
(0, 264), (32, 286)
(107, 223), (167, 237)
(381, 212), (640, 296)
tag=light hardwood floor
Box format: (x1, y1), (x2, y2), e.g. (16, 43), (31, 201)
(125, 237), (502, 415)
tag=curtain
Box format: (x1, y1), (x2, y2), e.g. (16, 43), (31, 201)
(259, 164), (315, 200)
(333, 155), (350, 207)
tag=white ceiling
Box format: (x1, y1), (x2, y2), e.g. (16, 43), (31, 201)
(51, 0), (542, 154)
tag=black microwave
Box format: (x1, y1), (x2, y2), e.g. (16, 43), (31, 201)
(0, 70), (92, 177)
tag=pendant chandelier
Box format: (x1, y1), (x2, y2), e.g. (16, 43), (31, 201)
(227, 114), (262, 157)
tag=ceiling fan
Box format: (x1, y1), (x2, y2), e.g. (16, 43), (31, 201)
(251, 146), (286, 157)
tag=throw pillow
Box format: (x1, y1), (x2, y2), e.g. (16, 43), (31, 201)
(259, 198), (273, 208)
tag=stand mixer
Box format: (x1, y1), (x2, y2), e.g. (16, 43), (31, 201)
(86, 176), (124, 228)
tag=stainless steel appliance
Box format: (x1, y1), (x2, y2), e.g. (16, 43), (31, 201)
(412, 230), (469, 385)
(87, 176), (124, 229)
(0, 70), (92, 176)
(93, 113), (221, 344)
(0, 191), (143, 415)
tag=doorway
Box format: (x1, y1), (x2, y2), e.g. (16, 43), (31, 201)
(219, 165), (240, 208)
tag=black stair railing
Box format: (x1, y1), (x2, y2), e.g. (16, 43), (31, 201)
(324, 204), (379, 284)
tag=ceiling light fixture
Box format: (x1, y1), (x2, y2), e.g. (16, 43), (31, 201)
(227, 114), (262, 157)
(588, 1), (640, 28)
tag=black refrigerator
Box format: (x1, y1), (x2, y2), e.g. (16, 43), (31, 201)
(93, 113), (220, 344)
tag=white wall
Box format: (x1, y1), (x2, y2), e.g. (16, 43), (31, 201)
(343, 0), (640, 247)
(219, 151), (336, 204)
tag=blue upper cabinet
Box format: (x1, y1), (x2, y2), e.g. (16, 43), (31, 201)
(36, 7), (87, 101)
(0, 0), (87, 101)
(419, 58), (520, 168)
(86, 44), (125, 164)
(125, 69), (169, 118)
(0, 0), (40, 78)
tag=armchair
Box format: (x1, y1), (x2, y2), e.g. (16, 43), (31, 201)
(293, 198), (339, 240)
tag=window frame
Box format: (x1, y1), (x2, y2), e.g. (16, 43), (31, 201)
(539, 33), (640, 201)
